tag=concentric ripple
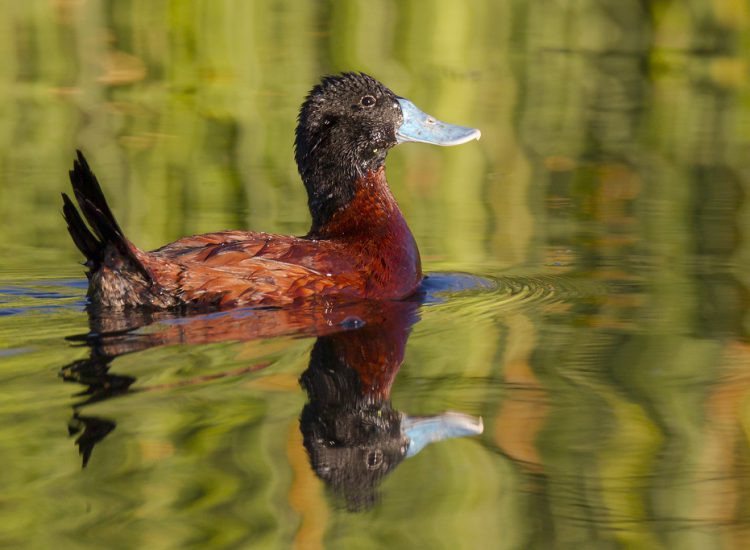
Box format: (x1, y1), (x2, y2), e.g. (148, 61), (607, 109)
(421, 271), (607, 310)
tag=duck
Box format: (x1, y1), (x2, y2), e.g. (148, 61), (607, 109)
(62, 73), (480, 310)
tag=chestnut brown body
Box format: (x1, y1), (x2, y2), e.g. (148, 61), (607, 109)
(79, 167), (420, 310)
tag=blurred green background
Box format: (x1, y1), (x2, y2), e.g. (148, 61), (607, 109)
(2, 0), (750, 548)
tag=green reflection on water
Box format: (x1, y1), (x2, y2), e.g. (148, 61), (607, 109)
(1, 0), (750, 548)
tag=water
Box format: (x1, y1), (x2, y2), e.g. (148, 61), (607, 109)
(2, 1), (750, 548)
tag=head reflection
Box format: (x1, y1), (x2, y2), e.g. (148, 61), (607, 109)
(62, 300), (483, 509)
(300, 303), (411, 510)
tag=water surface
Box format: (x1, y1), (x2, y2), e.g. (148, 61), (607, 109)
(1, 2), (750, 549)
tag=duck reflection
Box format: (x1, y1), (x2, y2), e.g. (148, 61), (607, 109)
(61, 299), (483, 507)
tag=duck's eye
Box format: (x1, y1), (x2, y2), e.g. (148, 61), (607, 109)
(361, 95), (376, 107)
(365, 450), (383, 469)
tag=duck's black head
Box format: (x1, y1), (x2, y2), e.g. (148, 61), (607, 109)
(295, 72), (480, 232)
(295, 73), (402, 230)
(298, 333), (409, 511)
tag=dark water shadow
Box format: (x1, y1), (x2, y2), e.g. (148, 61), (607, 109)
(61, 274), (487, 509)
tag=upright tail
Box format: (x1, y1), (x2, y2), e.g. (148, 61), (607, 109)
(62, 151), (153, 283)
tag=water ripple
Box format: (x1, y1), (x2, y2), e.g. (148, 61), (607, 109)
(0, 279), (86, 317)
(421, 271), (606, 311)
(0, 272), (609, 327)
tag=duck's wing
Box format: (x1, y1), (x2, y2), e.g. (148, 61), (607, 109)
(152, 230), (276, 260)
(153, 231), (354, 270)
(178, 257), (360, 308)
(145, 234), (362, 308)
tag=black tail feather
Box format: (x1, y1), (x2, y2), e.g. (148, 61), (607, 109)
(69, 150), (125, 237)
(63, 150), (153, 283)
(62, 192), (101, 267)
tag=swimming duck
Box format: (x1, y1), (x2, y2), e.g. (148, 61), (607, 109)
(62, 73), (480, 310)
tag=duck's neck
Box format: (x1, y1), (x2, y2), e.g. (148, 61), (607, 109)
(306, 167), (407, 240)
(307, 167), (423, 297)
(301, 142), (389, 233)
